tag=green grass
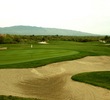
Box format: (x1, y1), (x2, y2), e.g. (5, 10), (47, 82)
(0, 49), (78, 64)
(0, 95), (39, 100)
(71, 71), (110, 90)
(0, 41), (110, 68)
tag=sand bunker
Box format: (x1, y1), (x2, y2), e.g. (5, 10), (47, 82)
(38, 41), (48, 44)
(0, 56), (110, 100)
(0, 47), (7, 50)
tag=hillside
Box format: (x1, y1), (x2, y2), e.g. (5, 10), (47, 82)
(0, 26), (96, 36)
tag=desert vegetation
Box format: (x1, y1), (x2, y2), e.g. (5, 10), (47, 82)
(0, 34), (110, 44)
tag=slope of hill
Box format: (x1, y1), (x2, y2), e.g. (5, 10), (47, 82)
(0, 25), (96, 36)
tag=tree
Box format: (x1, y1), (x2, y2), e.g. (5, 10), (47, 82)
(4, 34), (13, 43)
(104, 35), (110, 43)
(0, 35), (4, 44)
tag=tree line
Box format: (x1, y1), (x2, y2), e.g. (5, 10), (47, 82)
(0, 34), (110, 44)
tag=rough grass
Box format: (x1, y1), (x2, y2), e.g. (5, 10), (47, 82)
(0, 95), (39, 100)
(71, 71), (110, 90)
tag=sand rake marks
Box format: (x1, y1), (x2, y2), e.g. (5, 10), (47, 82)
(17, 67), (69, 100)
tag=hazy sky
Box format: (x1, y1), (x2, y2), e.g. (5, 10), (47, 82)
(0, 0), (110, 35)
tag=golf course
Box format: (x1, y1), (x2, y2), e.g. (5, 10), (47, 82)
(0, 40), (110, 100)
(1, 0), (110, 99)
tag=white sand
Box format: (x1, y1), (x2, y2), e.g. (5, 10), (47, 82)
(0, 56), (110, 100)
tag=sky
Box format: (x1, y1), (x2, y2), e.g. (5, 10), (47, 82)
(0, 0), (110, 35)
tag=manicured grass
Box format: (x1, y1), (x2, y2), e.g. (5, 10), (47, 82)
(0, 95), (39, 100)
(0, 42), (79, 65)
(71, 71), (110, 90)
(0, 41), (110, 68)
(0, 49), (78, 64)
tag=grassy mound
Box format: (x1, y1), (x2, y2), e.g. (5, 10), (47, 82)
(71, 71), (110, 90)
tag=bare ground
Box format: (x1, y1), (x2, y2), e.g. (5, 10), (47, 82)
(0, 56), (110, 100)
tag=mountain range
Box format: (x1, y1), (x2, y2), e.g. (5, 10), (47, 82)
(0, 25), (97, 36)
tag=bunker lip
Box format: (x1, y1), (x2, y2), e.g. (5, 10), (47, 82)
(0, 56), (110, 100)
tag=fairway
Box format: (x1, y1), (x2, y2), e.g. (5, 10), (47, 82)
(0, 41), (110, 68)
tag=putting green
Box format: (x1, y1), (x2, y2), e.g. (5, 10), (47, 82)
(0, 48), (79, 65)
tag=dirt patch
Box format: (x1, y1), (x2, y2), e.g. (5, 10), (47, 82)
(0, 56), (110, 100)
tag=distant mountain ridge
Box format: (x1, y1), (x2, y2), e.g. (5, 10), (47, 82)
(0, 25), (96, 36)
